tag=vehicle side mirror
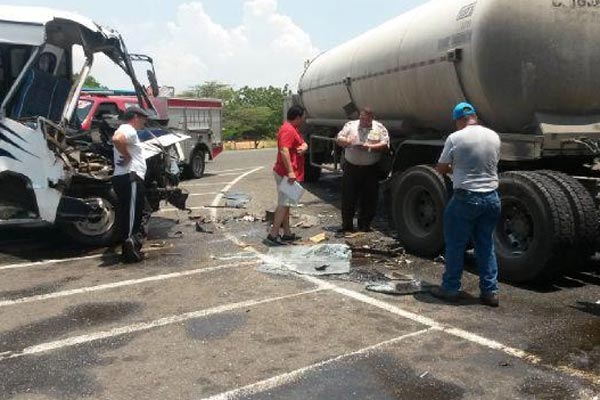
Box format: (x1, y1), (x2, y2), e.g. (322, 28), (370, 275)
(147, 70), (159, 97)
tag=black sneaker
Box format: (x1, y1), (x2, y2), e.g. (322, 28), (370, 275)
(430, 287), (460, 303)
(263, 234), (284, 247)
(480, 292), (499, 307)
(122, 238), (144, 263)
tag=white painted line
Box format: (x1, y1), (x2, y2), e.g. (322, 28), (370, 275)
(0, 260), (259, 308)
(212, 171), (256, 178)
(209, 167), (264, 219)
(0, 246), (167, 272)
(0, 287), (326, 362)
(189, 192), (219, 197)
(181, 181), (240, 188)
(202, 328), (434, 400)
(207, 167), (263, 175)
(327, 283), (537, 360)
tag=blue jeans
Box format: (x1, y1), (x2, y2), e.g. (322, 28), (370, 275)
(442, 190), (501, 294)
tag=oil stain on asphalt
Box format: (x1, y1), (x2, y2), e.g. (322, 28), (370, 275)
(186, 312), (248, 341)
(0, 301), (142, 352)
(241, 352), (465, 400)
(0, 302), (142, 399)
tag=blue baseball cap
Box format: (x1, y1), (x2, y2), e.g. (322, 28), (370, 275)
(452, 102), (476, 121)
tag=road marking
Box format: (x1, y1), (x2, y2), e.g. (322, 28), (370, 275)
(210, 167), (264, 218)
(0, 246), (167, 272)
(189, 192), (219, 197)
(0, 260), (259, 308)
(207, 167), (263, 175)
(181, 181), (242, 188)
(0, 287), (326, 362)
(202, 328), (434, 400)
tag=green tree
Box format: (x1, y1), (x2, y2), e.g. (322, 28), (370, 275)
(180, 82), (292, 146)
(225, 106), (274, 148)
(179, 81), (235, 102)
(226, 85), (291, 144)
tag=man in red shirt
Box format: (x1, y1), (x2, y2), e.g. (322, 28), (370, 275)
(264, 105), (308, 246)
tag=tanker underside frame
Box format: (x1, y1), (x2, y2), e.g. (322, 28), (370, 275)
(304, 118), (600, 284)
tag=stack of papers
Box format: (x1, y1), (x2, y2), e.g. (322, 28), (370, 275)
(278, 179), (305, 203)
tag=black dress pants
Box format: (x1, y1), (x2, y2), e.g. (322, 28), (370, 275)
(112, 172), (152, 250)
(342, 161), (379, 230)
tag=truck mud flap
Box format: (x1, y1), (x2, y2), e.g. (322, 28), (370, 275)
(55, 196), (105, 222)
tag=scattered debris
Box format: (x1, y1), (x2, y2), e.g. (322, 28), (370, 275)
(259, 244), (351, 276)
(150, 241), (167, 248)
(293, 214), (320, 229)
(241, 214), (259, 222)
(223, 191), (251, 208)
(498, 361), (511, 367)
(195, 221), (214, 234)
(350, 245), (405, 258)
(168, 231), (184, 239)
(419, 371), (430, 379)
(309, 233), (329, 244)
(365, 279), (423, 295)
(383, 271), (415, 281)
(434, 255), (445, 263)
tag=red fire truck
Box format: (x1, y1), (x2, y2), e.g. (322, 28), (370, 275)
(78, 54), (223, 179)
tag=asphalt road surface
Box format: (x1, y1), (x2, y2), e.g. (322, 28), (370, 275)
(0, 149), (598, 400)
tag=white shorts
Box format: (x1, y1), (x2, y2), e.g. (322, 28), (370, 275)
(274, 172), (298, 207)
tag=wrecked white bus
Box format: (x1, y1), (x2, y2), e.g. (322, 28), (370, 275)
(0, 6), (189, 246)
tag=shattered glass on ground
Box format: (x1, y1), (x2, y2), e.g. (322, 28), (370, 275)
(259, 244), (351, 276)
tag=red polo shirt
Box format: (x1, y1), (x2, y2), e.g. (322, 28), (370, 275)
(273, 121), (305, 182)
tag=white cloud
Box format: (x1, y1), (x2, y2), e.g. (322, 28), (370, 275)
(86, 0), (319, 93)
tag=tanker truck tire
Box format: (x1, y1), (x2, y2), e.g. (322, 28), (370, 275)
(392, 165), (449, 258)
(536, 170), (598, 269)
(496, 171), (575, 283)
(61, 188), (121, 247)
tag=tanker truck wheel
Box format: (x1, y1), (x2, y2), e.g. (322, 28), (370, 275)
(536, 170), (598, 269)
(495, 171), (575, 283)
(61, 187), (121, 247)
(391, 165), (449, 258)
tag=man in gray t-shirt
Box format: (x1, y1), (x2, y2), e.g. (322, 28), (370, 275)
(433, 102), (502, 307)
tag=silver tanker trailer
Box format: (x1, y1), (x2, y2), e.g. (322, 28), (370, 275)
(293, 0), (600, 283)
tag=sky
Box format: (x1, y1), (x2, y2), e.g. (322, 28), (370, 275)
(11, 0), (427, 92)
